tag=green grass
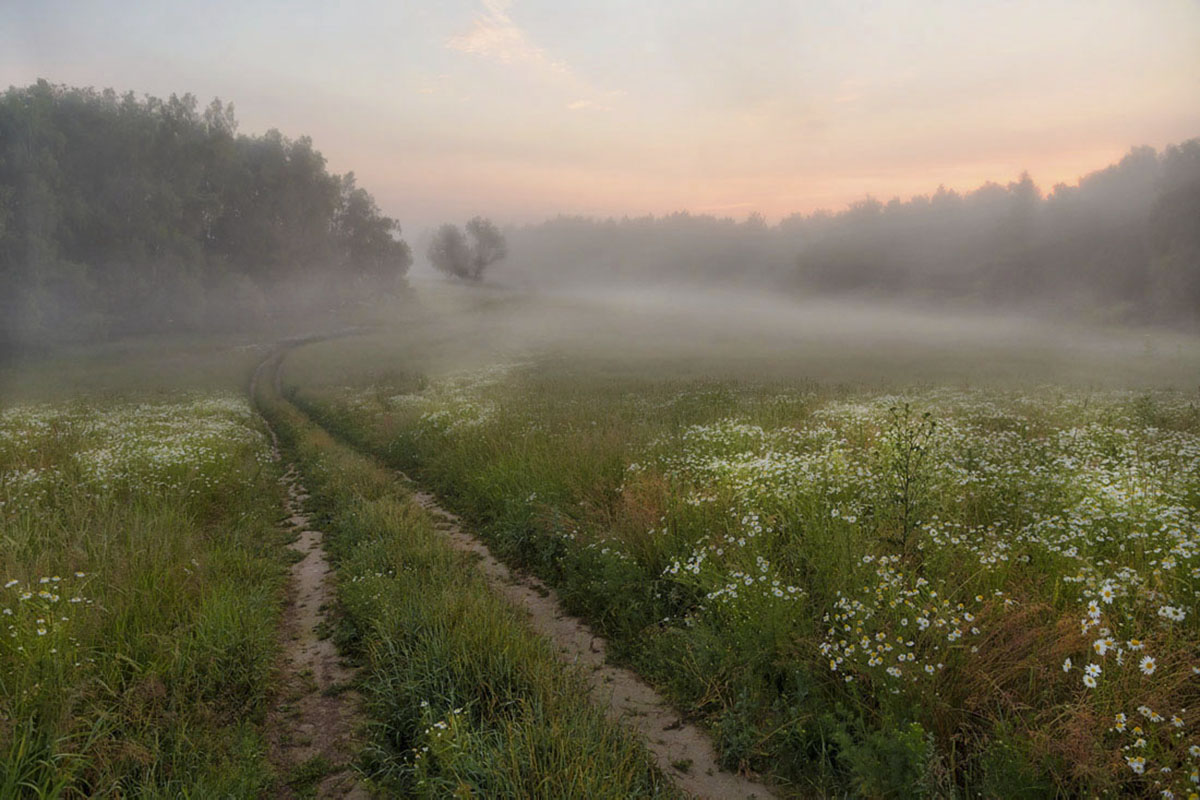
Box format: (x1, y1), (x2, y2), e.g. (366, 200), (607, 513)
(0, 334), (266, 403)
(282, 301), (1200, 798)
(255, 351), (680, 798)
(4, 283), (1197, 797)
(286, 754), (335, 796)
(0, 394), (289, 796)
(281, 285), (1200, 390)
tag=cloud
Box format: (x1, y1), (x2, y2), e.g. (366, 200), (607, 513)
(446, 0), (569, 77)
(566, 99), (610, 112)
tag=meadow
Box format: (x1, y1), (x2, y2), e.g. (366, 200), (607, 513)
(1, 329), (680, 798)
(3, 287), (1198, 797)
(0, 390), (287, 795)
(279, 287), (1200, 797)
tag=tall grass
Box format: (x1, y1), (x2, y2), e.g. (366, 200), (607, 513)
(0, 396), (289, 796)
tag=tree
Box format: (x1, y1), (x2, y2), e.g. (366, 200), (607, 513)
(465, 216), (507, 279)
(429, 217), (507, 281)
(335, 172), (411, 291)
(428, 224), (472, 281)
(0, 80), (411, 344)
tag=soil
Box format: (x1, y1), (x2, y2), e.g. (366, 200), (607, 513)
(253, 349), (370, 799)
(262, 464), (370, 799)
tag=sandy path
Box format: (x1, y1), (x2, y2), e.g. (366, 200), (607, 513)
(263, 463), (370, 799)
(406, 483), (778, 800)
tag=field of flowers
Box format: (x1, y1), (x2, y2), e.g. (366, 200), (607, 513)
(0, 393), (288, 795)
(291, 358), (1200, 797)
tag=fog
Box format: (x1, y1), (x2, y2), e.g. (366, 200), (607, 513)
(494, 141), (1200, 327)
(1, 81), (1197, 393)
(302, 276), (1196, 391)
(387, 139), (1200, 388)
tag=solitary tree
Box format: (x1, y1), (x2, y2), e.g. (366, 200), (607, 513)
(429, 216), (507, 281)
(465, 217), (507, 277)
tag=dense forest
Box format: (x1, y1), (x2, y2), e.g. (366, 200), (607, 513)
(505, 140), (1200, 324)
(0, 80), (411, 350)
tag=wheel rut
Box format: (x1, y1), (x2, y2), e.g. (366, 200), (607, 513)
(264, 462), (369, 799)
(254, 354), (370, 799)
(405, 483), (778, 800)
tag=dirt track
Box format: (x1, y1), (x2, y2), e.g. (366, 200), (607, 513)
(265, 463), (369, 799)
(254, 352), (369, 799)
(254, 340), (776, 800)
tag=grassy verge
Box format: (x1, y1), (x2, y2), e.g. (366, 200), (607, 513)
(0, 394), (289, 797)
(254, 352), (679, 798)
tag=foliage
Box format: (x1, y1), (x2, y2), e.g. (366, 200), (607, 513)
(503, 142), (1200, 324)
(878, 403), (937, 555)
(0, 81), (412, 349)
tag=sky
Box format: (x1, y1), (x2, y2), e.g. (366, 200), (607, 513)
(3, 0), (1199, 233)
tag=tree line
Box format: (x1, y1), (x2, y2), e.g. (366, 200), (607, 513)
(503, 140), (1200, 325)
(2, 78), (1194, 348)
(0, 80), (412, 350)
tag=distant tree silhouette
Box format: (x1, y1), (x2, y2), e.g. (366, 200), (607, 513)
(428, 224), (473, 281)
(466, 217), (508, 278)
(429, 217), (507, 282)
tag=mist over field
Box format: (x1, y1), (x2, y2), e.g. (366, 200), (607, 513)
(267, 277), (1193, 396)
(2, 85), (1199, 361)
(4, 2), (1200, 797)
(496, 142), (1200, 327)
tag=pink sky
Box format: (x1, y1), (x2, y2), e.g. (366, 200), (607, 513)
(4, 0), (1198, 231)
